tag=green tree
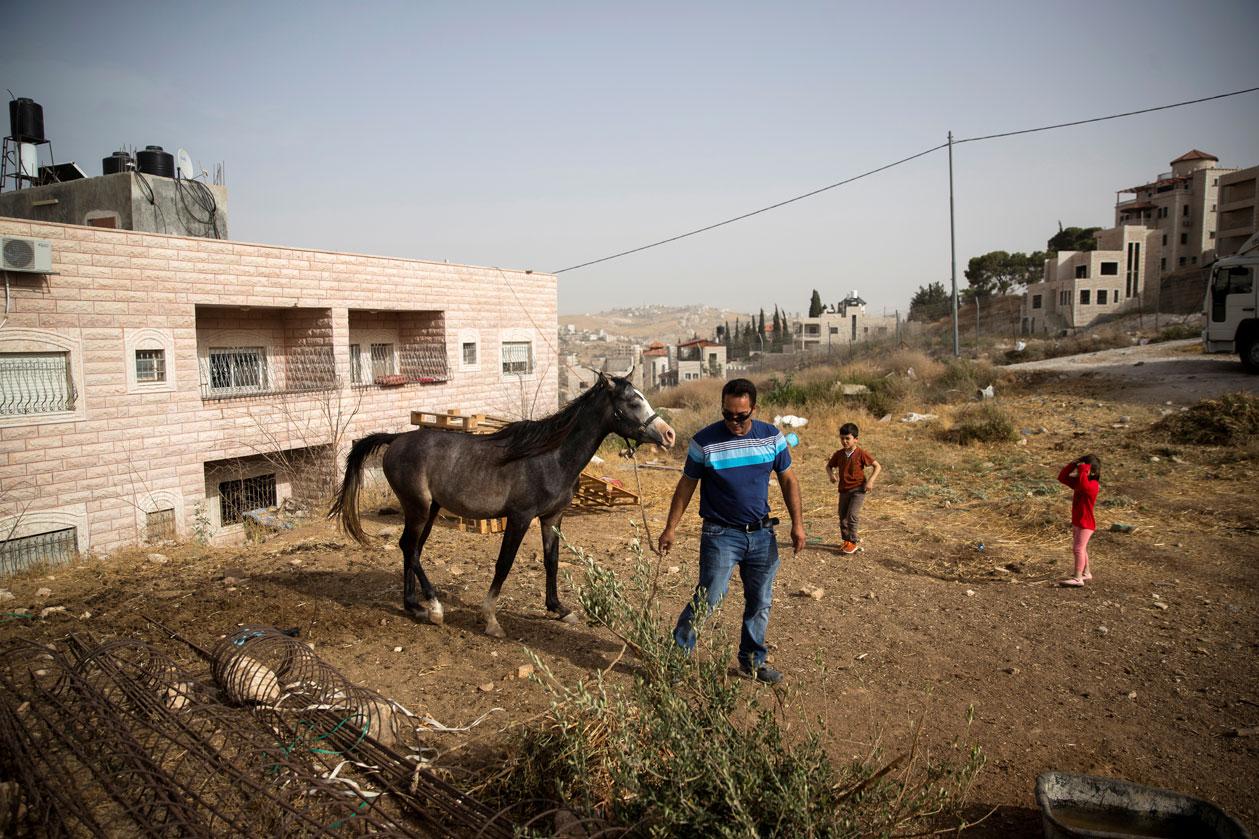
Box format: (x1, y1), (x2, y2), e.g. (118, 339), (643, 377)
(1047, 225), (1100, 254)
(908, 281), (951, 322)
(964, 250), (1046, 297)
(808, 289), (824, 317)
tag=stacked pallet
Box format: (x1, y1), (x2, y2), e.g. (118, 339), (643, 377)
(440, 513), (509, 535)
(570, 469), (640, 510)
(411, 409), (512, 534)
(410, 410), (509, 435)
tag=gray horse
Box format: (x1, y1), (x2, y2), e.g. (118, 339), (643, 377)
(329, 373), (675, 637)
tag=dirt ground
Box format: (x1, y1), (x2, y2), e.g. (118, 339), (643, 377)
(3, 349), (1257, 837)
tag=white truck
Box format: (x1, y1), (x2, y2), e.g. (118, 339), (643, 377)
(1204, 232), (1259, 373)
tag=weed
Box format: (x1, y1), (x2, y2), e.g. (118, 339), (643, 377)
(482, 534), (985, 836)
(941, 403), (1019, 446)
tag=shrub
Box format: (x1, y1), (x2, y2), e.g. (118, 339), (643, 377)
(482, 536), (984, 836)
(1153, 322), (1201, 342)
(1155, 392), (1259, 445)
(942, 403), (1019, 445)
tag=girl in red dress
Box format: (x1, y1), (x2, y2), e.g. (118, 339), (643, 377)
(1058, 455), (1100, 587)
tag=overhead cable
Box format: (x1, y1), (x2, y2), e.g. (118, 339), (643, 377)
(955, 85), (1259, 144)
(553, 84), (1259, 274)
(551, 143), (948, 273)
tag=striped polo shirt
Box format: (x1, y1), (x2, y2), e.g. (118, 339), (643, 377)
(683, 419), (791, 527)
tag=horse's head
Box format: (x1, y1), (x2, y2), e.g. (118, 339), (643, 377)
(600, 373), (676, 449)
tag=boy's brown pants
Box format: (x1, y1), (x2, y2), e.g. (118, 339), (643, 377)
(839, 488), (866, 544)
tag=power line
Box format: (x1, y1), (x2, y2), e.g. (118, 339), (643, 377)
(955, 85), (1259, 144)
(551, 143), (948, 274)
(553, 84), (1259, 275)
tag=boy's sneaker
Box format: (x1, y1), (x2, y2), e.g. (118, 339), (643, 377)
(738, 663), (783, 685)
(841, 541), (858, 554)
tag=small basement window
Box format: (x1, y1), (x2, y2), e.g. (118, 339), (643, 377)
(145, 508), (176, 542)
(219, 474), (277, 526)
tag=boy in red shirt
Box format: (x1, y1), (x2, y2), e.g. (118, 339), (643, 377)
(1057, 455), (1100, 587)
(826, 423), (882, 554)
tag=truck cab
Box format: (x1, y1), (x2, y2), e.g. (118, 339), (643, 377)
(1204, 232), (1259, 373)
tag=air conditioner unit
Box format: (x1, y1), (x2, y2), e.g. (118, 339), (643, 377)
(1, 236), (53, 273)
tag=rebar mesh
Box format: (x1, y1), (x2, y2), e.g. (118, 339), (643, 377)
(0, 636), (415, 837)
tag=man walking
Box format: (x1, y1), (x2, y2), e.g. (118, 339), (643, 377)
(658, 378), (805, 684)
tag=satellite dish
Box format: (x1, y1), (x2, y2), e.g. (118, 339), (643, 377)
(176, 148), (195, 180)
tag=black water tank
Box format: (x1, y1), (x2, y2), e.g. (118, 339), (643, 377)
(136, 145), (174, 178)
(102, 150), (136, 175)
(8, 98), (45, 143)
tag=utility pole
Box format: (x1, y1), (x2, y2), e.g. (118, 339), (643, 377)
(948, 131), (960, 357)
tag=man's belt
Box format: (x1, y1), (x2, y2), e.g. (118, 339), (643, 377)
(707, 516), (780, 533)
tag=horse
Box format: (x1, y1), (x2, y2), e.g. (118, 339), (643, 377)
(329, 372), (676, 638)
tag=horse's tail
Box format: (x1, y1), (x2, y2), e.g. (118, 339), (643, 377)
(329, 433), (400, 544)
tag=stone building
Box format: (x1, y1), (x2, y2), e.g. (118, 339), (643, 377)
(0, 217), (556, 568)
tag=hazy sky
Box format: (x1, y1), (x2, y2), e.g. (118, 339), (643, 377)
(3, 1), (1257, 315)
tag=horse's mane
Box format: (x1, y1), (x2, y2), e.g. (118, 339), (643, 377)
(486, 383), (611, 463)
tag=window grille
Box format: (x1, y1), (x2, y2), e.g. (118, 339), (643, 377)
(370, 343), (396, 381)
(0, 527), (78, 576)
(207, 347), (266, 396)
(0, 352), (75, 416)
(1079, 289), (1091, 305)
(135, 348), (166, 383)
(145, 508), (176, 542)
(502, 341), (533, 375)
(462, 342), (477, 365)
(1098, 290), (1108, 305)
(219, 474), (277, 526)
(349, 344), (362, 384)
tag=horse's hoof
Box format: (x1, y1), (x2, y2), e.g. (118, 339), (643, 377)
(560, 611), (580, 625)
(485, 623), (506, 639)
(426, 599), (444, 625)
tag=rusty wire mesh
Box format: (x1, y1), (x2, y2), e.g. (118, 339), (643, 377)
(0, 630), (526, 838)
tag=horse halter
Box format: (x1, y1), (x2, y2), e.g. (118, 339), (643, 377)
(612, 403), (661, 457)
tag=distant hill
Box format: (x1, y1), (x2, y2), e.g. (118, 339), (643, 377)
(560, 305), (757, 343)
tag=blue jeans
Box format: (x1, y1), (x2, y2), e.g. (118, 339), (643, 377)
(673, 521), (780, 668)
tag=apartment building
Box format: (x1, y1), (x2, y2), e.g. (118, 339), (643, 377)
(795, 292), (894, 349)
(1216, 166), (1259, 259)
(1023, 226), (1159, 333)
(0, 217), (557, 569)
(1114, 149), (1235, 274)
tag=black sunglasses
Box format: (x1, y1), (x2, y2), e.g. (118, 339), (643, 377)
(722, 409), (753, 423)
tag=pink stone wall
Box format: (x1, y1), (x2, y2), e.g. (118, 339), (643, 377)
(0, 218), (558, 553)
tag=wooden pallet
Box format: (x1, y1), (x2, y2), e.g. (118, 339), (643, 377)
(410, 410), (510, 435)
(438, 511), (508, 535)
(570, 469), (640, 510)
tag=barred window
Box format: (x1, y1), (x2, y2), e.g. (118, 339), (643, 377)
(502, 341), (533, 375)
(0, 527), (78, 575)
(0, 351), (75, 416)
(219, 474), (277, 526)
(208, 347), (266, 395)
(1098, 289), (1108, 305)
(135, 348), (166, 383)
(145, 508), (176, 542)
(462, 342), (477, 365)
(370, 343), (396, 381)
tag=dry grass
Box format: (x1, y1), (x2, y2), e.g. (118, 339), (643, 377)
(1154, 391), (1259, 446)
